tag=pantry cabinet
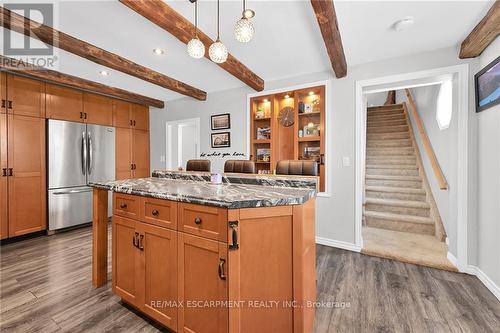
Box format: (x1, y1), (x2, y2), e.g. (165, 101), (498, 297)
(46, 84), (84, 122)
(83, 92), (113, 126)
(0, 113), (7, 239)
(5, 74), (45, 118)
(113, 100), (149, 131)
(115, 128), (150, 180)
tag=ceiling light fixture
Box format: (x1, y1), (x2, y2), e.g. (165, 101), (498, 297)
(153, 48), (165, 55)
(209, 0), (228, 63)
(187, 0), (205, 59)
(99, 70), (109, 76)
(234, 0), (254, 43)
(392, 16), (414, 31)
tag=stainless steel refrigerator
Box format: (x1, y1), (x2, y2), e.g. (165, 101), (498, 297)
(48, 120), (115, 231)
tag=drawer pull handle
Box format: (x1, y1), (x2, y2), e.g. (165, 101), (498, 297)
(229, 221), (239, 250)
(119, 203), (127, 209)
(133, 232), (139, 248)
(152, 209), (159, 217)
(218, 258), (226, 280)
(138, 234), (144, 250)
(194, 217), (202, 225)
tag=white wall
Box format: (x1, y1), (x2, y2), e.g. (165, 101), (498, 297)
(366, 91), (388, 107)
(150, 46), (479, 259)
(476, 38), (500, 288)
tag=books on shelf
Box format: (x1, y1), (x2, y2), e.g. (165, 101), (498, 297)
(256, 148), (271, 162)
(256, 127), (271, 140)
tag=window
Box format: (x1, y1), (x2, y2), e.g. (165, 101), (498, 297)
(436, 80), (453, 130)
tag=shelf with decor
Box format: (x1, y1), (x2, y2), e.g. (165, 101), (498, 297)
(249, 85), (326, 190)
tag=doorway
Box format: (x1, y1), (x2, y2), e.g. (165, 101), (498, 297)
(355, 65), (469, 271)
(165, 118), (200, 170)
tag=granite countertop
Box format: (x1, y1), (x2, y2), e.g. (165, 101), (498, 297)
(89, 177), (316, 209)
(151, 170), (318, 189)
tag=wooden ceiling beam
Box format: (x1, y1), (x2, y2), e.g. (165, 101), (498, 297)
(0, 6), (206, 100)
(119, 0), (265, 91)
(310, 0), (347, 78)
(1, 55), (165, 108)
(459, 1), (500, 58)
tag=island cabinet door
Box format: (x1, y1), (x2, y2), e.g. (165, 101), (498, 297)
(115, 128), (133, 180)
(178, 233), (228, 333)
(112, 215), (139, 305)
(227, 207), (295, 333)
(136, 221), (178, 331)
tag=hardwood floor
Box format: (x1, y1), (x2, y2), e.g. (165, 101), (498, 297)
(1, 226), (499, 332)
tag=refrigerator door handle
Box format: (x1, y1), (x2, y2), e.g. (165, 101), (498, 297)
(81, 131), (87, 176)
(88, 132), (93, 175)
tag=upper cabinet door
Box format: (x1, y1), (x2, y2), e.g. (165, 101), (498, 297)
(46, 84), (84, 122)
(132, 130), (150, 179)
(178, 233), (228, 333)
(113, 100), (133, 129)
(132, 104), (149, 131)
(7, 75), (45, 118)
(83, 93), (113, 126)
(7, 115), (46, 237)
(0, 73), (6, 114)
(136, 221), (178, 331)
(0, 114), (7, 239)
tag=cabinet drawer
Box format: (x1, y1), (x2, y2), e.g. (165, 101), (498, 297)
(113, 193), (139, 219)
(178, 203), (227, 242)
(140, 197), (177, 230)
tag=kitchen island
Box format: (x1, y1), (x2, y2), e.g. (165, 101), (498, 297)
(90, 173), (316, 333)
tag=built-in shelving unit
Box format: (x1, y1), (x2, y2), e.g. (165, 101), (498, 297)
(249, 85), (326, 191)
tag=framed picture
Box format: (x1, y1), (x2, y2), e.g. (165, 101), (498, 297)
(474, 55), (500, 113)
(211, 132), (231, 148)
(211, 113), (231, 130)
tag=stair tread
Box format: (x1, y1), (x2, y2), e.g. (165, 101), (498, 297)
(366, 174), (421, 181)
(367, 104), (404, 110)
(364, 210), (433, 224)
(365, 186), (426, 194)
(366, 197), (430, 208)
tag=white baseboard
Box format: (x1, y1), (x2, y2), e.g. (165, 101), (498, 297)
(316, 237), (361, 253)
(465, 266), (500, 301)
(447, 251), (457, 267)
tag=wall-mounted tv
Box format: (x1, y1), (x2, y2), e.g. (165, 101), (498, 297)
(474, 55), (500, 113)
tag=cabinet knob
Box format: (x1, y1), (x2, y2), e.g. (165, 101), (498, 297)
(119, 203), (127, 209)
(152, 209), (159, 217)
(194, 217), (202, 225)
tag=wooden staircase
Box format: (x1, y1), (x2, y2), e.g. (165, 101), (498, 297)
(364, 103), (445, 240)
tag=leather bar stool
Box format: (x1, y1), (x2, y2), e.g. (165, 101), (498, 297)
(186, 159), (211, 172)
(224, 160), (256, 174)
(275, 160), (318, 176)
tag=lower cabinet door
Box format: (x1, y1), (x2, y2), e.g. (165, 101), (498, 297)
(136, 221), (178, 331)
(112, 215), (138, 305)
(178, 233), (228, 333)
(115, 128), (133, 180)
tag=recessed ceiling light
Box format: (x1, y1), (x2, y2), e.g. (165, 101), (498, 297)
(153, 48), (165, 55)
(392, 17), (414, 31)
(308, 91), (315, 96)
(99, 70), (109, 76)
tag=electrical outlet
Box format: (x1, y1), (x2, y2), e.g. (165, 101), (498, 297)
(342, 157), (351, 167)
(160, 155), (166, 162)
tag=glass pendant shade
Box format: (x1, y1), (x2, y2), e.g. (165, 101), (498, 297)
(243, 8), (255, 19)
(209, 40), (228, 63)
(234, 17), (254, 43)
(187, 38), (205, 59)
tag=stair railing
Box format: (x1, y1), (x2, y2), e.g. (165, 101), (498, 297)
(404, 88), (449, 190)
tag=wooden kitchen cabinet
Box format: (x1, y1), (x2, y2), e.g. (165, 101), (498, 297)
(7, 115), (46, 237)
(46, 84), (84, 122)
(136, 221), (178, 330)
(116, 128), (150, 180)
(112, 215), (138, 305)
(6, 75), (45, 118)
(0, 73), (6, 114)
(113, 101), (149, 131)
(178, 233), (228, 333)
(0, 113), (7, 239)
(132, 130), (150, 178)
(83, 92), (113, 126)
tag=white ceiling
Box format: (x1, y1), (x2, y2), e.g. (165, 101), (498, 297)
(0, 0), (494, 105)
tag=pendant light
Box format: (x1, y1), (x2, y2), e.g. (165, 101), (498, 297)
(187, 0), (205, 59)
(209, 0), (228, 64)
(234, 0), (255, 43)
